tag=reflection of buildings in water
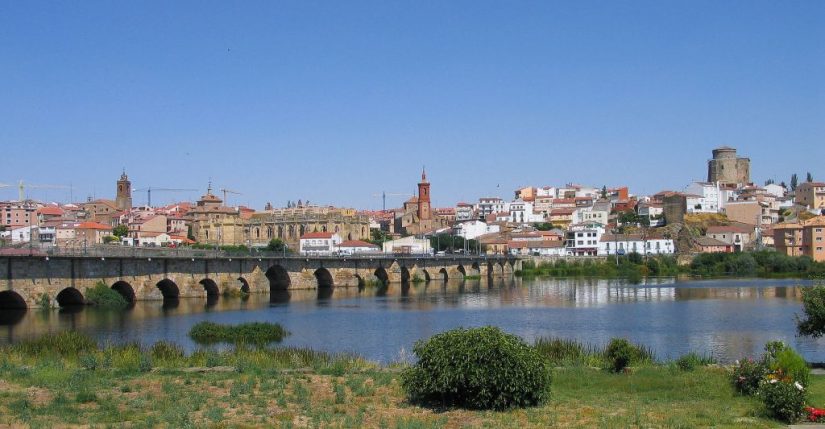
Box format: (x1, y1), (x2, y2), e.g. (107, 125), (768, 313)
(673, 286), (803, 301)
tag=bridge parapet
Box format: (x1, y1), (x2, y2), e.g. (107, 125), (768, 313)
(0, 254), (520, 309)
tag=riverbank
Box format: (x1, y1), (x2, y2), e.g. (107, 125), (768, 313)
(0, 335), (822, 428)
(517, 251), (825, 280)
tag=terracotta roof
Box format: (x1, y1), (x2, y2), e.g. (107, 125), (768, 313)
(38, 207), (64, 216)
(75, 222), (112, 231)
(337, 240), (379, 248)
(526, 240), (564, 248)
(706, 224), (753, 234)
(300, 232), (334, 239)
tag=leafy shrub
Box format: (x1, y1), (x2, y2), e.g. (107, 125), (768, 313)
(85, 281), (129, 309)
(189, 321), (289, 346)
(731, 358), (766, 396)
(759, 380), (806, 423)
(797, 286), (825, 338)
(675, 352), (716, 371)
(401, 327), (551, 410)
(769, 348), (810, 387)
(604, 338), (652, 372)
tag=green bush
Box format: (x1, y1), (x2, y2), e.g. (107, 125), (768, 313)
(604, 338), (652, 372)
(759, 380), (806, 423)
(85, 281), (129, 309)
(731, 358), (766, 396)
(401, 327), (551, 410)
(150, 341), (185, 362)
(189, 321), (289, 346)
(770, 348), (810, 387)
(675, 352), (716, 371)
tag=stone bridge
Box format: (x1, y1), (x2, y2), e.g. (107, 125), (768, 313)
(0, 255), (520, 309)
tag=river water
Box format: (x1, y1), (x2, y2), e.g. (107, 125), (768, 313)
(1, 277), (823, 364)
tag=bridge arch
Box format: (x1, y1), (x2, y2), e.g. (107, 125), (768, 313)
(421, 269), (431, 282)
(56, 287), (84, 307)
(374, 267), (389, 286)
(314, 268), (334, 288)
(457, 265), (467, 277)
(238, 277), (250, 294)
(111, 281), (136, 303)
(0, 290), (27, 310)
(266, 265), (291, 291)
(199, 279), (220, 297)
(156, 279), (180, 299)
(471, 262), (480, 276)
(354, 274), (365, 288)
(438, 268), (449, 282)
(400, 266), (411, 283)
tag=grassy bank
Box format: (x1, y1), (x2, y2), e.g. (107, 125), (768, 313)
(517, 251), (825, 280)
(0, 332), (820, 428)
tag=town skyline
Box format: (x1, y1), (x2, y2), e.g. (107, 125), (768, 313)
(2, 1), (823, 209)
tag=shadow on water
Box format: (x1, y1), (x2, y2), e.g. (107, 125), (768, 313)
(269, 290), (291, 305)
(0, 310), (26, 326)
(162, 298), (180, 310)
(58, 305), (85, 315)
(317, 287), (334, 302)
(205, 295), (219, 308)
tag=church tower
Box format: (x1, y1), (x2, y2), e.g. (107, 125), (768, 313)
(116, 170), (132, 210)
(417, 167), (431, 221)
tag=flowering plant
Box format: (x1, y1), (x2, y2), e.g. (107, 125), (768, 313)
(731, 358), (766, 396)
(759, 378), (806, 423)
(805, 406), (825, 422)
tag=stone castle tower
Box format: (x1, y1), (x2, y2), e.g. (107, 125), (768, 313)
(115, 170), (132, 210)
(707, 146), (750, 186)
(417, 167), (431, 221)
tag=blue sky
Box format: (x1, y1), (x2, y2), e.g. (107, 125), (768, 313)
(1, 1), (823, 209)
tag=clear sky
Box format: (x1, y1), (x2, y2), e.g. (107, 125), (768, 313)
(1, 1), (823, 209)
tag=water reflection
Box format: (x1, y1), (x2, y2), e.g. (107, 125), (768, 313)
(0, 277), (820, 364)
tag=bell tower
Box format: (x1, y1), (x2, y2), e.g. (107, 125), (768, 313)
(417, 167), (431, 221)
(116, 169), (132, 210)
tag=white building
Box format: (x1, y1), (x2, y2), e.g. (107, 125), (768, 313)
(507, 200), (544, 224)
(598, 233), (675, 256)
(573, 202), (610, 226)
(565, 223), (605, 256)
(476, 197), (506, 220)
(765, 184), (786, 198)
(637, 203), (665, 227)
(509, 240), (565, 257)
(335, 240), (380, 255)
(455, 203), (475, 222)
(685, 182), (722, 213)
(382, 236), (432, 255)
(453, 220), (500, 240)
(299, 232), (342, 256)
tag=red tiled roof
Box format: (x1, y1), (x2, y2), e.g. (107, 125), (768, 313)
(75, 222), (112, 231)
(38, 207), (64, 216)
(337, 240), (379, 248)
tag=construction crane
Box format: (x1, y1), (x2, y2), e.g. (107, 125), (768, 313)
(0, 180), (71, 201)
(371, 191), (413, 211)
(219, 188), (242, 206)
(133, 187), (197, 207)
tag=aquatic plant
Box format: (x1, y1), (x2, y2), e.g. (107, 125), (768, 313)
(188, 321), (290, 346)
(85, 281), (129, 309)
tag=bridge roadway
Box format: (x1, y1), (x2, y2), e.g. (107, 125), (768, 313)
(0, 254), (520, 309)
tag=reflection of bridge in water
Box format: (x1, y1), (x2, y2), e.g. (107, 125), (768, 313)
(0, 255), (520, 310)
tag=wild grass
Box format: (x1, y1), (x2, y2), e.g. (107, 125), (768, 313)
(84, 281), (129, 308)
(188, 321), (289, 346)
(534, 336), (655, 369)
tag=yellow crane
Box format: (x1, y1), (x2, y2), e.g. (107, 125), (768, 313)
(0, 180), (71, 201)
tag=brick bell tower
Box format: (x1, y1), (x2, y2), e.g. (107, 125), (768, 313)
(116, 169), (132, 211)
(417, 167), (431, 221)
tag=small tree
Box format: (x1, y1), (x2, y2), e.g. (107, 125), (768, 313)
(791, 174), (799, 191)
(112, 224), (128, 238)
(807, 172), (814, 183)
(266, 238), (287, 252)
(797, 285), (825, 337)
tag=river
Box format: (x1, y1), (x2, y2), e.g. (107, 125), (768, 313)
(1, 277), (822, 364)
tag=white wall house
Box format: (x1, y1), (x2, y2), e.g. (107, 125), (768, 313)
(382, 236), (432, 255)
(573, 206), (609, 226)
(765, 184), (787, 198)
(335, 240), (380, 255)
(476, 197), (506, 220)
(565, 223), (605, 256)
(453, 220), (500, 240)
(598, 233), (675, 256)
(685, 182), (722, 213)
(637, 203), (665, 227)
(299, 232), (342, 256)
(509, 240), (566, 256)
